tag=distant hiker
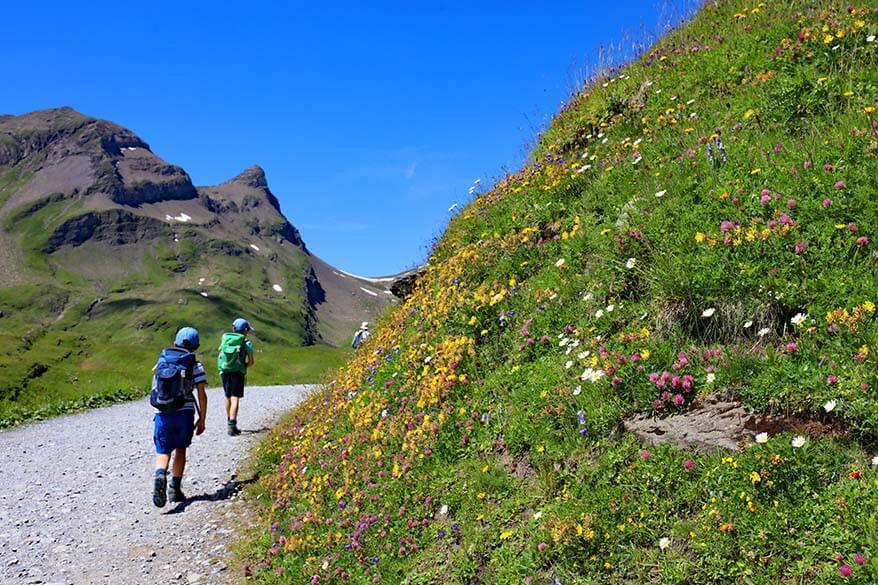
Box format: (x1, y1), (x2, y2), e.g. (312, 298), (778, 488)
(351, 321), (370, 349)
(150, 326), (208, 508)
(218, 318), (255, 436)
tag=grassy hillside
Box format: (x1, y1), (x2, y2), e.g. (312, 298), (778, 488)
(248, 1), (878, 582)
(0, 234), (342, 427)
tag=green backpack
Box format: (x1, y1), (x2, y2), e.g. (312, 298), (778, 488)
(217, 332), (247, 373)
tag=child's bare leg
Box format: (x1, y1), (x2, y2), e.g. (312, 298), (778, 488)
(155, 453), (170, 472)
(229, 396), (240, 420)
(171, 448), (186, 477)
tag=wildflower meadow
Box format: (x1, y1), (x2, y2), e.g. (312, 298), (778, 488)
(245, 1), (878, 582)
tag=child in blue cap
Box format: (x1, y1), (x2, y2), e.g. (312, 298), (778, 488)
(151, 326), (208, 507)
(217, 318), (255, 435)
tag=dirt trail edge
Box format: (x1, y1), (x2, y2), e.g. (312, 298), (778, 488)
(0, 385), (314, 585)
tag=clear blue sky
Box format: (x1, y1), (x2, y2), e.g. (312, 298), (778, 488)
(4, 1), (693, 275)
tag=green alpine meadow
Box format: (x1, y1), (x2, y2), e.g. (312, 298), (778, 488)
(244, 1), (878, 583)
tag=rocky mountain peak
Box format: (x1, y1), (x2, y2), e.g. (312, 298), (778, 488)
(226, 164), (268, 189)
(0, 107), (195, 207)
(216, 164), (281, 213)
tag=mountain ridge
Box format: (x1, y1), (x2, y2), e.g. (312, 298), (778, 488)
(0, 107), (397, 425)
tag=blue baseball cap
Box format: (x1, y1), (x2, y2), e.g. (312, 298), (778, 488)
(232, 318), (253, 333)
(175, 326), (200, 350)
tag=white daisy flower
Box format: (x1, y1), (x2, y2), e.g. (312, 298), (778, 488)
(791, 436), (806, 448)
(823, 399), (837, 413)
(580, 368), (606, 383)
(702, 307), (716, 318)
(755, 432), (769, 444)
(555, 258), (566, 268)
(626, 258), (637, 269)
(659, 537), (671, 550)
(791, 313), (807, 326)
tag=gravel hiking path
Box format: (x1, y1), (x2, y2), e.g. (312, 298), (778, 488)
(0, 385), (314, 585)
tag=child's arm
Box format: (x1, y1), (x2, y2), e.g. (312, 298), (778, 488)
(195, 382), (207, 435)
(246, 340), (255, 367)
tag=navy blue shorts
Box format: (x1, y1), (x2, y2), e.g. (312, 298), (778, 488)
(221, 372), (246, 398)
(154, 410), (195, 455)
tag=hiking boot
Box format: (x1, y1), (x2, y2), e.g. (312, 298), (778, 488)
(168, 483), (187, 503)
(228, 424), (241, 436)
(152, 473), (167, 508)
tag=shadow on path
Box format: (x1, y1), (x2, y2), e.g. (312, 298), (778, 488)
(164, 425), (272, 515)
(166, 476), (257, 515)
(239, 426), (270, 435)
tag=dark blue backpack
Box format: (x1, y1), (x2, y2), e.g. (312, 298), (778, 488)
(150, 347), (197, 412)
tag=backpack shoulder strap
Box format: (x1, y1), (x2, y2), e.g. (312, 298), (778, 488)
(180, 351), (196, 375)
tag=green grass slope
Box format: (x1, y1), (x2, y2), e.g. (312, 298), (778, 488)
(0, 227), (344, 427)
(249, 1), (878, 582)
